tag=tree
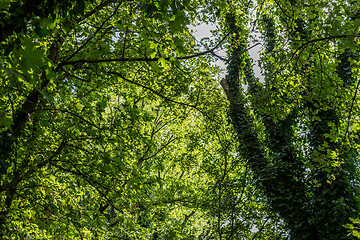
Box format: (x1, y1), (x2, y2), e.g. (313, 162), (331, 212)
(222, 0), (360, 239)
(0, 0), (360, 239)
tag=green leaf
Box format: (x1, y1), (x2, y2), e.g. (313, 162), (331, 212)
(158, 57), (166, 68)
(150, 51), (157, 59)
(34, 26), (49, 37)
(0, 116), (12, 129)
(20, 37), (46, 73)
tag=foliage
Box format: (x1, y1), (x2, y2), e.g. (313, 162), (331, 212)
(222, 0), (360, 239)
(346, 218), (360, 239)
(1, 0), (360, 239)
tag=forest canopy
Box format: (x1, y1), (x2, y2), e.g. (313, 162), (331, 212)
(1, 0), (360, 239)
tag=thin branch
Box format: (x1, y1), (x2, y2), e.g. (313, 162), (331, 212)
(270, 34), (360, 79)
(210, 50), (227, 61)
(291, 34), (360, 57)
(108, 71), (223, 125)
(56, 31), (233, 69)
(76, 0), (115, 23)
(50, 162), (122, 213)
(63, 70), (90, 82)
(152, 197), (196, 206)
(345, 78), (360, 139)
(138, 135), (176, 165)
(38, 108), (102, 130)
(108, 71), (197, 108)
(0, 139), (66, 193)
(251, 217), (270, 239)
(181, 211), (195, 227)
(226, 43), (262, 63)
(60, 2), (122, 64)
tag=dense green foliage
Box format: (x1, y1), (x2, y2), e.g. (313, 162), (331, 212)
(1, 0), (360, 239)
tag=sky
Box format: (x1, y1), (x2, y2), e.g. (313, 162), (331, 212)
(190, 23), (263, 81)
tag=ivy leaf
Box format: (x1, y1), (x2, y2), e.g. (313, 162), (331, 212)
(0, 116), (12, 129)
(34, 26), (49, 37)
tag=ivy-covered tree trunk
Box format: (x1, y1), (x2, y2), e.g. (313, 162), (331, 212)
(224, 9), (359, 239)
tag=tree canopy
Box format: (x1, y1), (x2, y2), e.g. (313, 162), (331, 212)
(1, 0), (360, 239)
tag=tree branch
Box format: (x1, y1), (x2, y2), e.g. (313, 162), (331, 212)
(56, 31), (233, 69)
(61, 1), (123, 64)
(108, 71), (197, 108)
